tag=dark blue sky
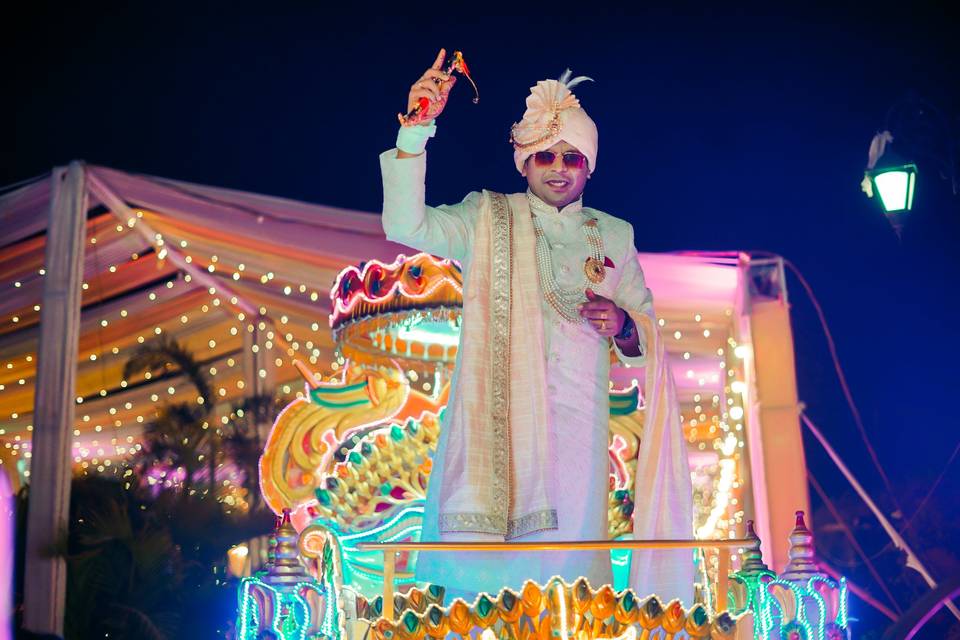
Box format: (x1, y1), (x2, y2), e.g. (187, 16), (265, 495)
(6, 0), (960, 628)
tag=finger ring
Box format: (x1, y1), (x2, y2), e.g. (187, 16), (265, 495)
(600, 320), (606, 331)
(601, 312), (607, 320)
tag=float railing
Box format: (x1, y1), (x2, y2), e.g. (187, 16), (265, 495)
(357, 538), (752, 620)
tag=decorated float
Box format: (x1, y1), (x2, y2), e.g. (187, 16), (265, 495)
(235, 252), (850, 639)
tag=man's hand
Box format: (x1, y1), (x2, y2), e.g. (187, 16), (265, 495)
(397, 49), (457, 159)
(579, 289), (625, 338)
(405, 49), (457, 122)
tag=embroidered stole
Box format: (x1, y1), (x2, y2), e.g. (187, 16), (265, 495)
(437, 191), (558, 539)
(628, 312), (695, 602)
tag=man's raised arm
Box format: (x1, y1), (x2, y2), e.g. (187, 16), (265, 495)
(380, 49), (477, 262)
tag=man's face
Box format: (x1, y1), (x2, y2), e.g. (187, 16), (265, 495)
(522, 140), (590, 209)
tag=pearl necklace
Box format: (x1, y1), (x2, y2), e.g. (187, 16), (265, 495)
(528, 193), (606, 323)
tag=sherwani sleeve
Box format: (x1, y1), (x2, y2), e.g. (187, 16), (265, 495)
(610, 223), (653, 367)
(380, 148), (479, 263)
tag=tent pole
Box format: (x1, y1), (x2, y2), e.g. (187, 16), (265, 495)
(23, 161), (88, 634)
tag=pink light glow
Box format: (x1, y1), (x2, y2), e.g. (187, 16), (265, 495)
(0, 472), (11, 640)
(672, 356), (725, 393)
(637, 252), (740, 314)
(608, 435), (631, 490)
(610, 356), (723, 395)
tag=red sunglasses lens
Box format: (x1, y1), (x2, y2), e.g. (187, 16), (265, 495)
(562, 153), (586, 170)
(532, 151), (587, 170)
(533, 151), (557, 167)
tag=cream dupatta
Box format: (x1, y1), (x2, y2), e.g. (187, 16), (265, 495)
(437, 191), (558, 539)
(628, 312), (695, 603)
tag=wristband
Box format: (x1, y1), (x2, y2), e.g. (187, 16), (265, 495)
(396, 119), (437, 154)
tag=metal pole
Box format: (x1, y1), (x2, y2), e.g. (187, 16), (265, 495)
(382, 550), (396, 620)
(802, 413), (960, 623)
(716, 547), (730, 612)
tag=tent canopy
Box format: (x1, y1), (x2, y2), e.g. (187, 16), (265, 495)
(0, 163), (744, 475)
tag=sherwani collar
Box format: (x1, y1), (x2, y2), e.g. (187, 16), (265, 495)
(525, 189), (585, 218)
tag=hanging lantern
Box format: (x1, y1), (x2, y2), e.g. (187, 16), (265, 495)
(865, 162), (917, 213)
(861, 130), (919, 237)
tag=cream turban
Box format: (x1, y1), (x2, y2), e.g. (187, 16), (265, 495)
(510, 70), (598, 174)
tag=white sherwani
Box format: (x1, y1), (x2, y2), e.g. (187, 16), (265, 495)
(381, 149), (655, 597)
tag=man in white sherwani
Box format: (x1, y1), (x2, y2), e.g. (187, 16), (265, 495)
(380, 49), (694, 604)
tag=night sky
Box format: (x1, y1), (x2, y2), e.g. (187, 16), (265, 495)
(6, 1), (960, 633)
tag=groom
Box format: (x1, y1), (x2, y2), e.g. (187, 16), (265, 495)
(379, 49), (694, 602)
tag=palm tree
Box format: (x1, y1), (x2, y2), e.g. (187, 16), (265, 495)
(123, 337), (218, 497)
(221, 393), (281, 511)
(61, 475), (184, 639)
(137, 404), (209, 497)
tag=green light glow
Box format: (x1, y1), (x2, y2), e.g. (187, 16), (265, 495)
(397, 321), (460, 347)
(872, 164), (917, 213)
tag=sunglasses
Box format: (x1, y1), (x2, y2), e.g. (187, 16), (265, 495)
(531, 150), (588, 170)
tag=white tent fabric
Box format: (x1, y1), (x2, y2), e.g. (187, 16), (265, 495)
(0, 163), (744, 481)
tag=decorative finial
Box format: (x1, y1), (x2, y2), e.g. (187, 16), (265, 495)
(262, 508), (312, 588)
(780, 510), (825, 583)
(263, 515), (280, 570)
(739, 520), (772, 576)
